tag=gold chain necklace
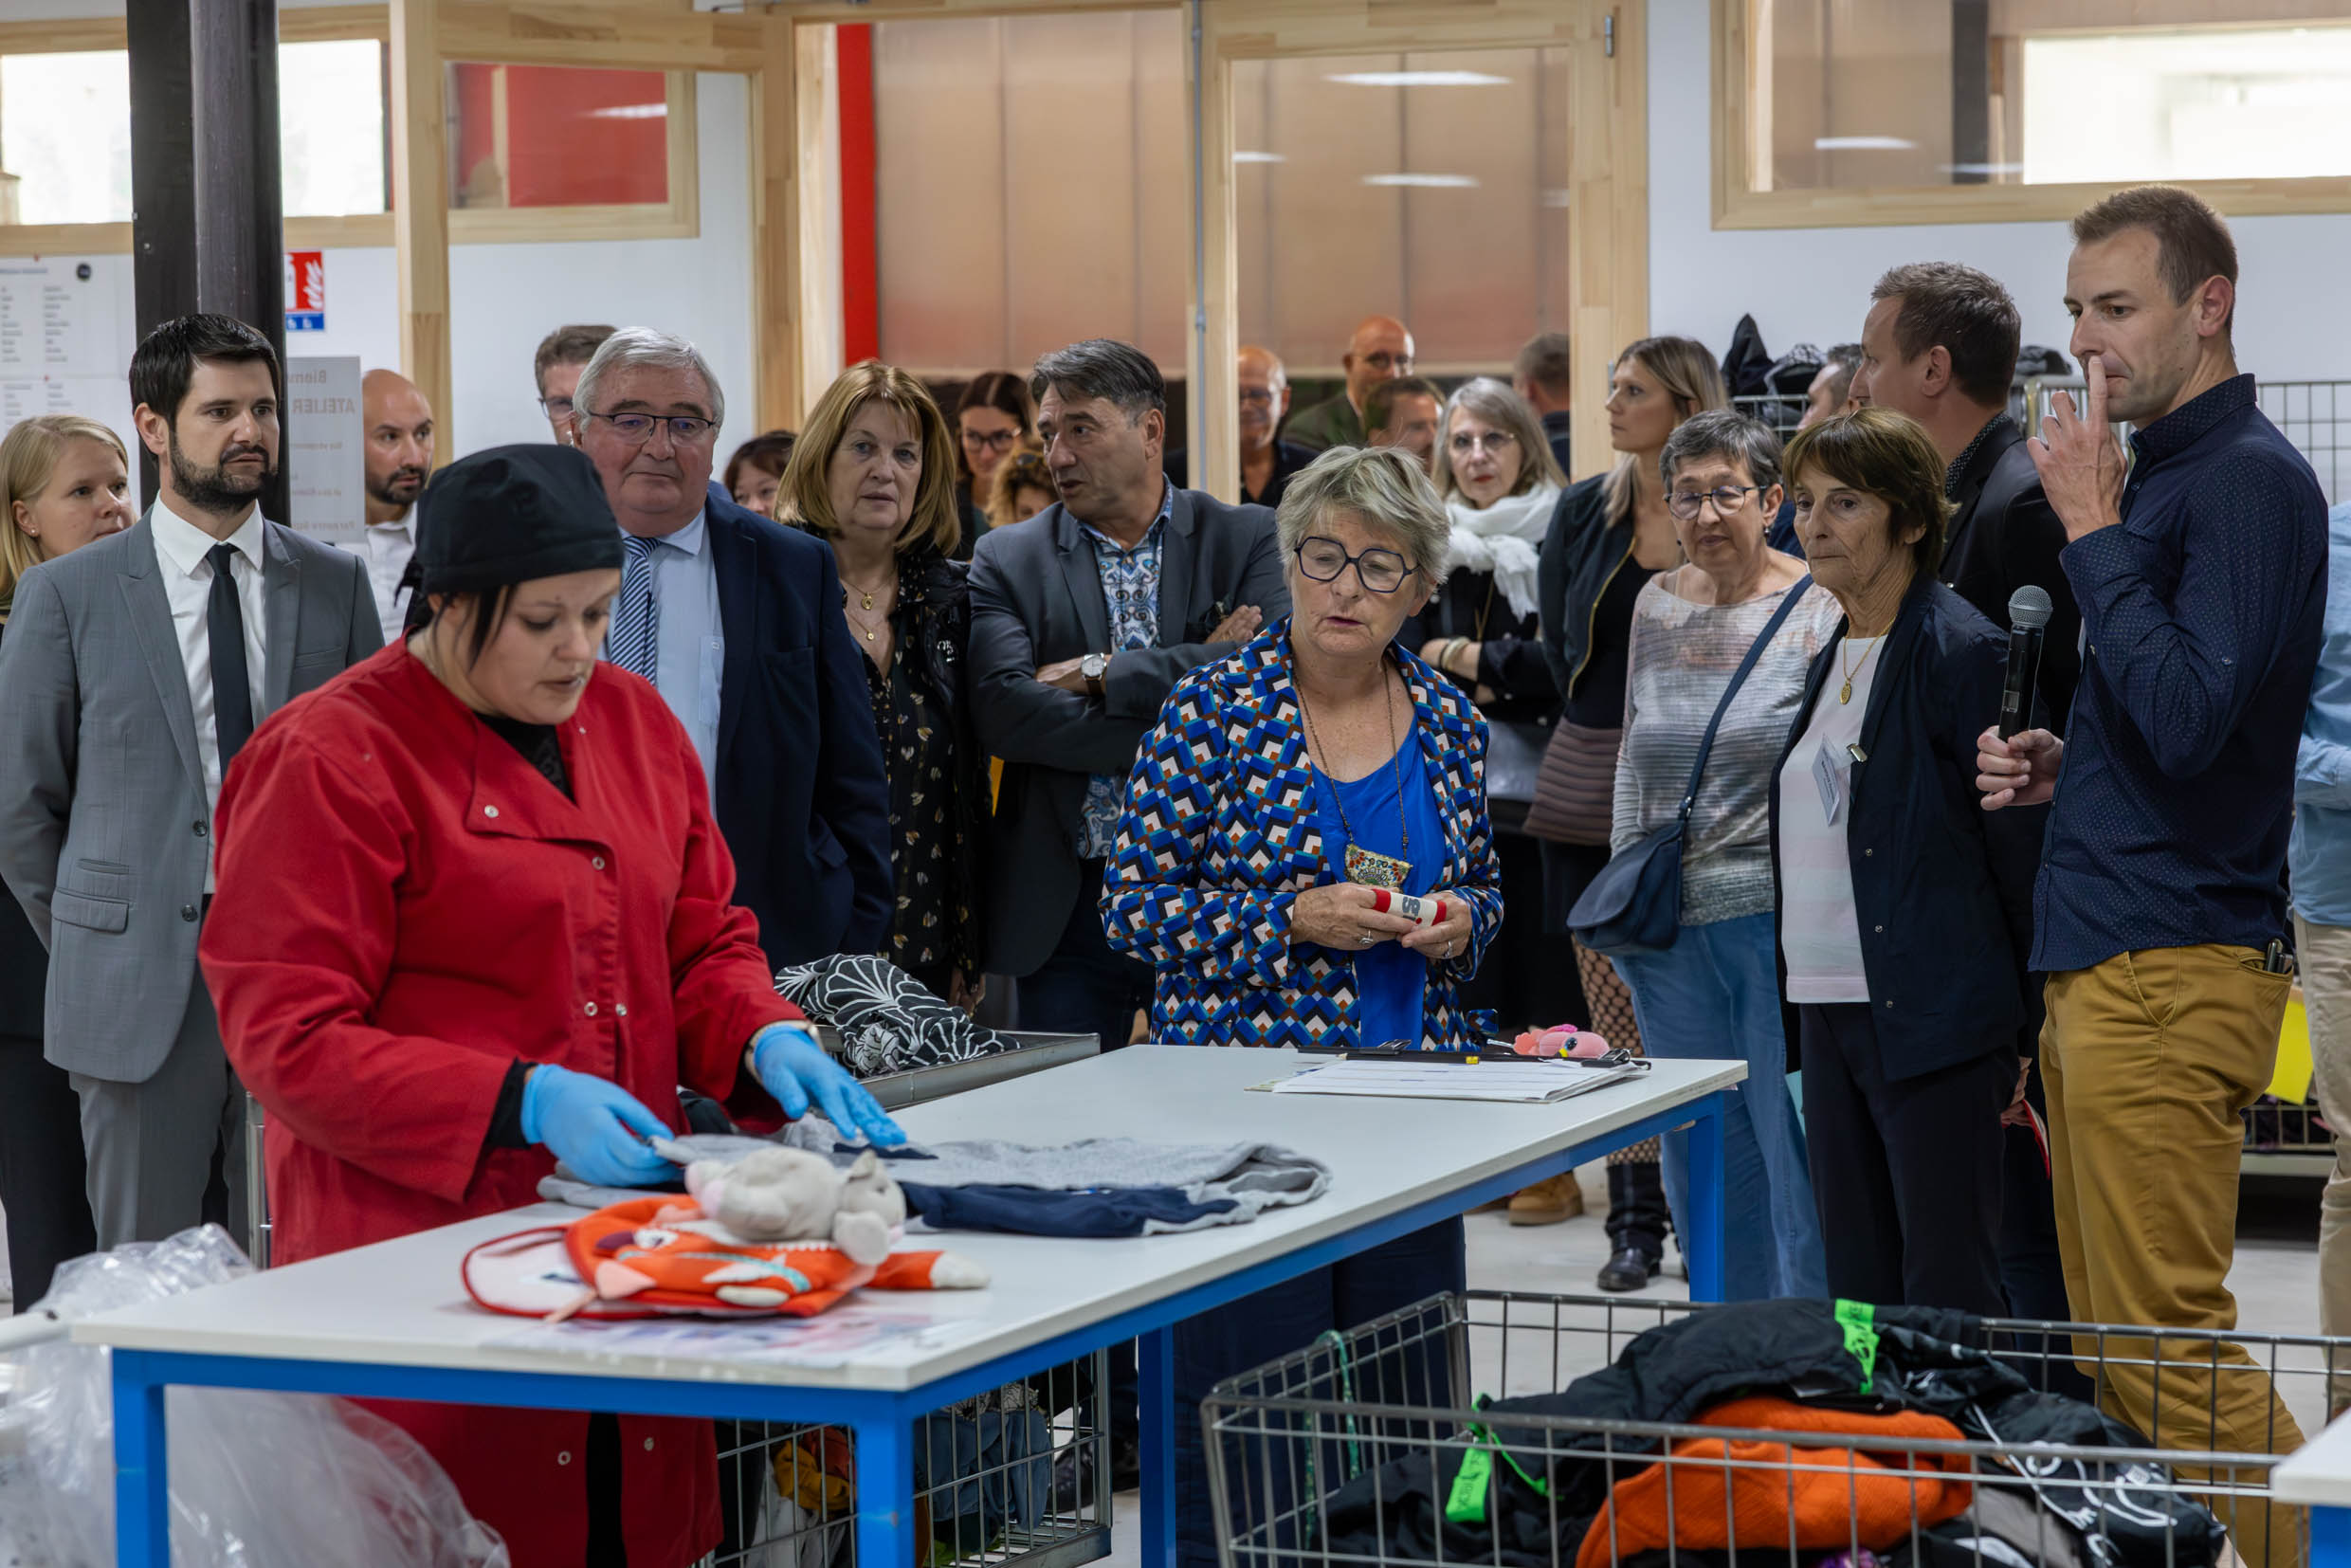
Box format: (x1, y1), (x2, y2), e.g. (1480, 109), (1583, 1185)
(1838, 630), (1885, 704)
(1298, 669), (1412, 890)
(840, 574), (896, 642)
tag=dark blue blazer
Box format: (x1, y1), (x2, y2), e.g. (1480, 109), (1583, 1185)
(703, 483), (894, 972)
(1766, 573), (2046, 1079)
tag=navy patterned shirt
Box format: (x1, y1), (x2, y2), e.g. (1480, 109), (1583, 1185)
(1077, 481), (1176, 860)
(2031, 374), (2328, 972)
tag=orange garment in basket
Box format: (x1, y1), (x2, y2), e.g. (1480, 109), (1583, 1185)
(1574, 1396), (1975, 1568)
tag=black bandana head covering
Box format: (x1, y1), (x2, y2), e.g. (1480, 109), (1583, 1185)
(410, 444), (624, 597)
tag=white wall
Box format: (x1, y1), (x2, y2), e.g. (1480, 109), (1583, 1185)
(1646, 0), (2351, 382)
(3, 71), (755, 463)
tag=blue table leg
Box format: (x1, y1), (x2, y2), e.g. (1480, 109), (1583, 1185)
(1138, 1324), (1176, 1568)
(113, 1349), (171, 1568)
(2313, 1504), (2351, 1568)
(855, 1413), (914, 1568)
(1683, 1095), (1726, 1303)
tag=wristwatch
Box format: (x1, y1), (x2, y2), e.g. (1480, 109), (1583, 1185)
(1080, 652), (1111, 700)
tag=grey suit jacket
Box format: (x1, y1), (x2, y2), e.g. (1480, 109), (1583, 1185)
(967, 487), (1289, 975)
(0, 512), (382, 1081)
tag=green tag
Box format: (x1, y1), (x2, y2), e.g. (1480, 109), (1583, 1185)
(1445, 1445), (1493, 1524)
(1834, 1299), (1880, 1392)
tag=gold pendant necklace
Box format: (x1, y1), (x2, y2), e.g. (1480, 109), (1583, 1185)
(1838, 631), (1883, 705)
(1299, 668), (1412, 890)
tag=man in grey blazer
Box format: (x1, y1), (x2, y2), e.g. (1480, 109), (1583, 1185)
(969, 339), (1289, 1057)
(0, 315), (381, 1248)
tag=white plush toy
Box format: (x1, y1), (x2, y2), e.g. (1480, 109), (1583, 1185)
(683, 1145), (906, 1266)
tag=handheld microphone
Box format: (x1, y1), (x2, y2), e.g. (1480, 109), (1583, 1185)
(1998, 586), (2053, 739)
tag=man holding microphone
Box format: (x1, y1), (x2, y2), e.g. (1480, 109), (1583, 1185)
(1977, 187), (2325, 1566)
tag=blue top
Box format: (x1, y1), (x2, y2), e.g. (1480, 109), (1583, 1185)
(611, 508), (725, 792)
(2031, 375), (2328, 972)
(1311, 736), (1448, 1048)
(2290, 501), (2351, 926)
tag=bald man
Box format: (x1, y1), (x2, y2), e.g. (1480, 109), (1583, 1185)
(1164, 343), (1318, 507)
(1284, 314), (1415, 452)
(357, 367), (435, 643)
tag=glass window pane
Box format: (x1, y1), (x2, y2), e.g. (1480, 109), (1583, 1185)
(872, 11), (1188, 374)
(0, 44), (387, 225)
(1234, 47), (1573, 375)
(0, 50), (134, 225)
(1750, 3), (2351, 191)
(281, 39), (386, 216)
(447, 63), (670, 210)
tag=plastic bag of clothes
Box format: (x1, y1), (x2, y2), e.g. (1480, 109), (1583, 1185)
(0, 1225), (506, 1568)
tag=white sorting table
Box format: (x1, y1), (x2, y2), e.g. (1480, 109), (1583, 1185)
(79, 1044), (1743, 1568)
(2271, 1411), (2351, 1565)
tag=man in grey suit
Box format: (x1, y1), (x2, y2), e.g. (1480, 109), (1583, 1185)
(0, 314), (381, 1247)
(969, 339), (1290, 1057)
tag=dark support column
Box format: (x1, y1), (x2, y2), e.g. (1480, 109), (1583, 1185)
(1951, 0), (1991, 187)
(126, 0), (288, 520)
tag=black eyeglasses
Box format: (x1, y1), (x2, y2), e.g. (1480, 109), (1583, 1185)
(960, 428), (1020, 452)
(580, 408), (718, 447)
(1296, 536), (1417, 594)
(1667, 483), (1764, 520)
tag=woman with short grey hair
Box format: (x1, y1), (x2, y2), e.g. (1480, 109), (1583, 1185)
(1103, 440), (1502, 1568)
(1605, 407), (1838, 1302)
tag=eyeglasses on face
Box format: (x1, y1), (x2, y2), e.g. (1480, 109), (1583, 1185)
(1667, 484), (1763, 520)
(961, 427), (1020, 453)
(1358, 352), (1413, 374)
(580, 409), (718, 446)
(539, 396), (575, 419)
(1237, 387), (1279, 407)
(1295, 536), (1417, 594)
(1448, 429), (1518, 457)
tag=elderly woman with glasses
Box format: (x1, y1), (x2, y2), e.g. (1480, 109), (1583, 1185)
(1606, 409), (1840, 1303)
(1101, 443), (1501, 1568)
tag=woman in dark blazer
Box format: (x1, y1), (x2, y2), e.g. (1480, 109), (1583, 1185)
(779, 363), (991, 1006)
(1768, 408), (2043, 1314)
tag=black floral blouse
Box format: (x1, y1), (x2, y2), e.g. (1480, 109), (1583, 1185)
(856, 551), (984, 996)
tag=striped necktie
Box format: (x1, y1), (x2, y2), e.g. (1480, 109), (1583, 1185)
(607, 535), (660, 681)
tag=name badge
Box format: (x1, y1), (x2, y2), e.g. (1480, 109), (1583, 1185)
(1813, 743), (1847, 826)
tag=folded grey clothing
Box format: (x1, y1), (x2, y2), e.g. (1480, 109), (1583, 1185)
(776, 954), (1019, 1077)
(538, 1120), (1331, 1235)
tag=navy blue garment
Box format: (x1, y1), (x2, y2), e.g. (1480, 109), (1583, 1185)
(1308, 737), (1446, 1047)
(1768, 573), (2046, 1079)
(2029, 376), (2328, 973)
(1765, 495), (1803, 557)
(702, 483), (895, 971)
(899, 1180), (1235, 1237)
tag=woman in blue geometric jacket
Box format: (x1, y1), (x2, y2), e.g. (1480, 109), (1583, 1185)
(1101, 443), (1504, 1568)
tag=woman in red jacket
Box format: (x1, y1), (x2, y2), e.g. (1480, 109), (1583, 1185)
(202, 444), (904, 1568)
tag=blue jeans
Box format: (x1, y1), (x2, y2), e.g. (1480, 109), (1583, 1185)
(1612, 912), (1826, 1301)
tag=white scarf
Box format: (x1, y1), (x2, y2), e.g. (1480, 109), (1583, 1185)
(1442, 482), (1560, 622)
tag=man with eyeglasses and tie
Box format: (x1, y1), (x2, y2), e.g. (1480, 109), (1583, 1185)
(0, 313), (380, 1246)
(1283, 315), (1417, 453)
(569, 328), (891, 976)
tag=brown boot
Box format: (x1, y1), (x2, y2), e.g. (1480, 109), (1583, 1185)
(1506, 1173), (1586, 1226)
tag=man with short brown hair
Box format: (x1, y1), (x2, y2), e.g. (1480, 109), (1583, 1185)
(1364, 375), (1442, 475)
(1977, 186), (2324, 1567)
(534, 322), (615, 445)
(1513, 330), (1575, 474)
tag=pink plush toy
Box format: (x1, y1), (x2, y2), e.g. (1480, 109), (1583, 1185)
(1510, 1023), (1611, 1058)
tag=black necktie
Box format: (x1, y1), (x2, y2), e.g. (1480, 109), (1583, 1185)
(206, 542), (255, 770)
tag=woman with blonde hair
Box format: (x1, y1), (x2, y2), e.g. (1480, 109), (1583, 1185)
(777, 363), (988, 1006)
(0, 413), (133, 1302)
(1523, 336), (1729, 1287)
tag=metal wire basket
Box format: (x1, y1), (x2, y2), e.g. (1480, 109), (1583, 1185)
(1204, 1290), (2351, 1568)
(709, 1351), (1115, 1568)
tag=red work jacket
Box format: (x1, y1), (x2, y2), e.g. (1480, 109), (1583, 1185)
(204, 642), (800, 1568)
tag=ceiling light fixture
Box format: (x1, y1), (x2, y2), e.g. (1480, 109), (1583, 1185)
(1813, 135), (1916, 151)
(1232, 151), (1285, 163)
(589, 103), (668, 119)
(1326, 70), (1509, 87)
(1362, 173), (1481, 189)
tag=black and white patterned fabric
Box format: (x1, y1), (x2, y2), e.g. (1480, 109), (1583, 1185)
(775, 954), (1019, 1077)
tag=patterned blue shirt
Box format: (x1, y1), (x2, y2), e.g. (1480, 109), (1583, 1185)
(1078, 481), (1175, 860)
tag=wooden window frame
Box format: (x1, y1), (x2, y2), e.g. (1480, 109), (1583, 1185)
(1712, 0), (2351, 230)
(0, 4), (700, 256)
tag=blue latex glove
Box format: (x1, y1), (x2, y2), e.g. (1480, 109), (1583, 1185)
(519, 1064), (677, 1188)
(750, 1024), (907, 1147)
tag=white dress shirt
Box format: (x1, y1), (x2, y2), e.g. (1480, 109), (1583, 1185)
(359, 516), (415, 646)
(604, 509), (725, 790)
(150, 499), (269, 889)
